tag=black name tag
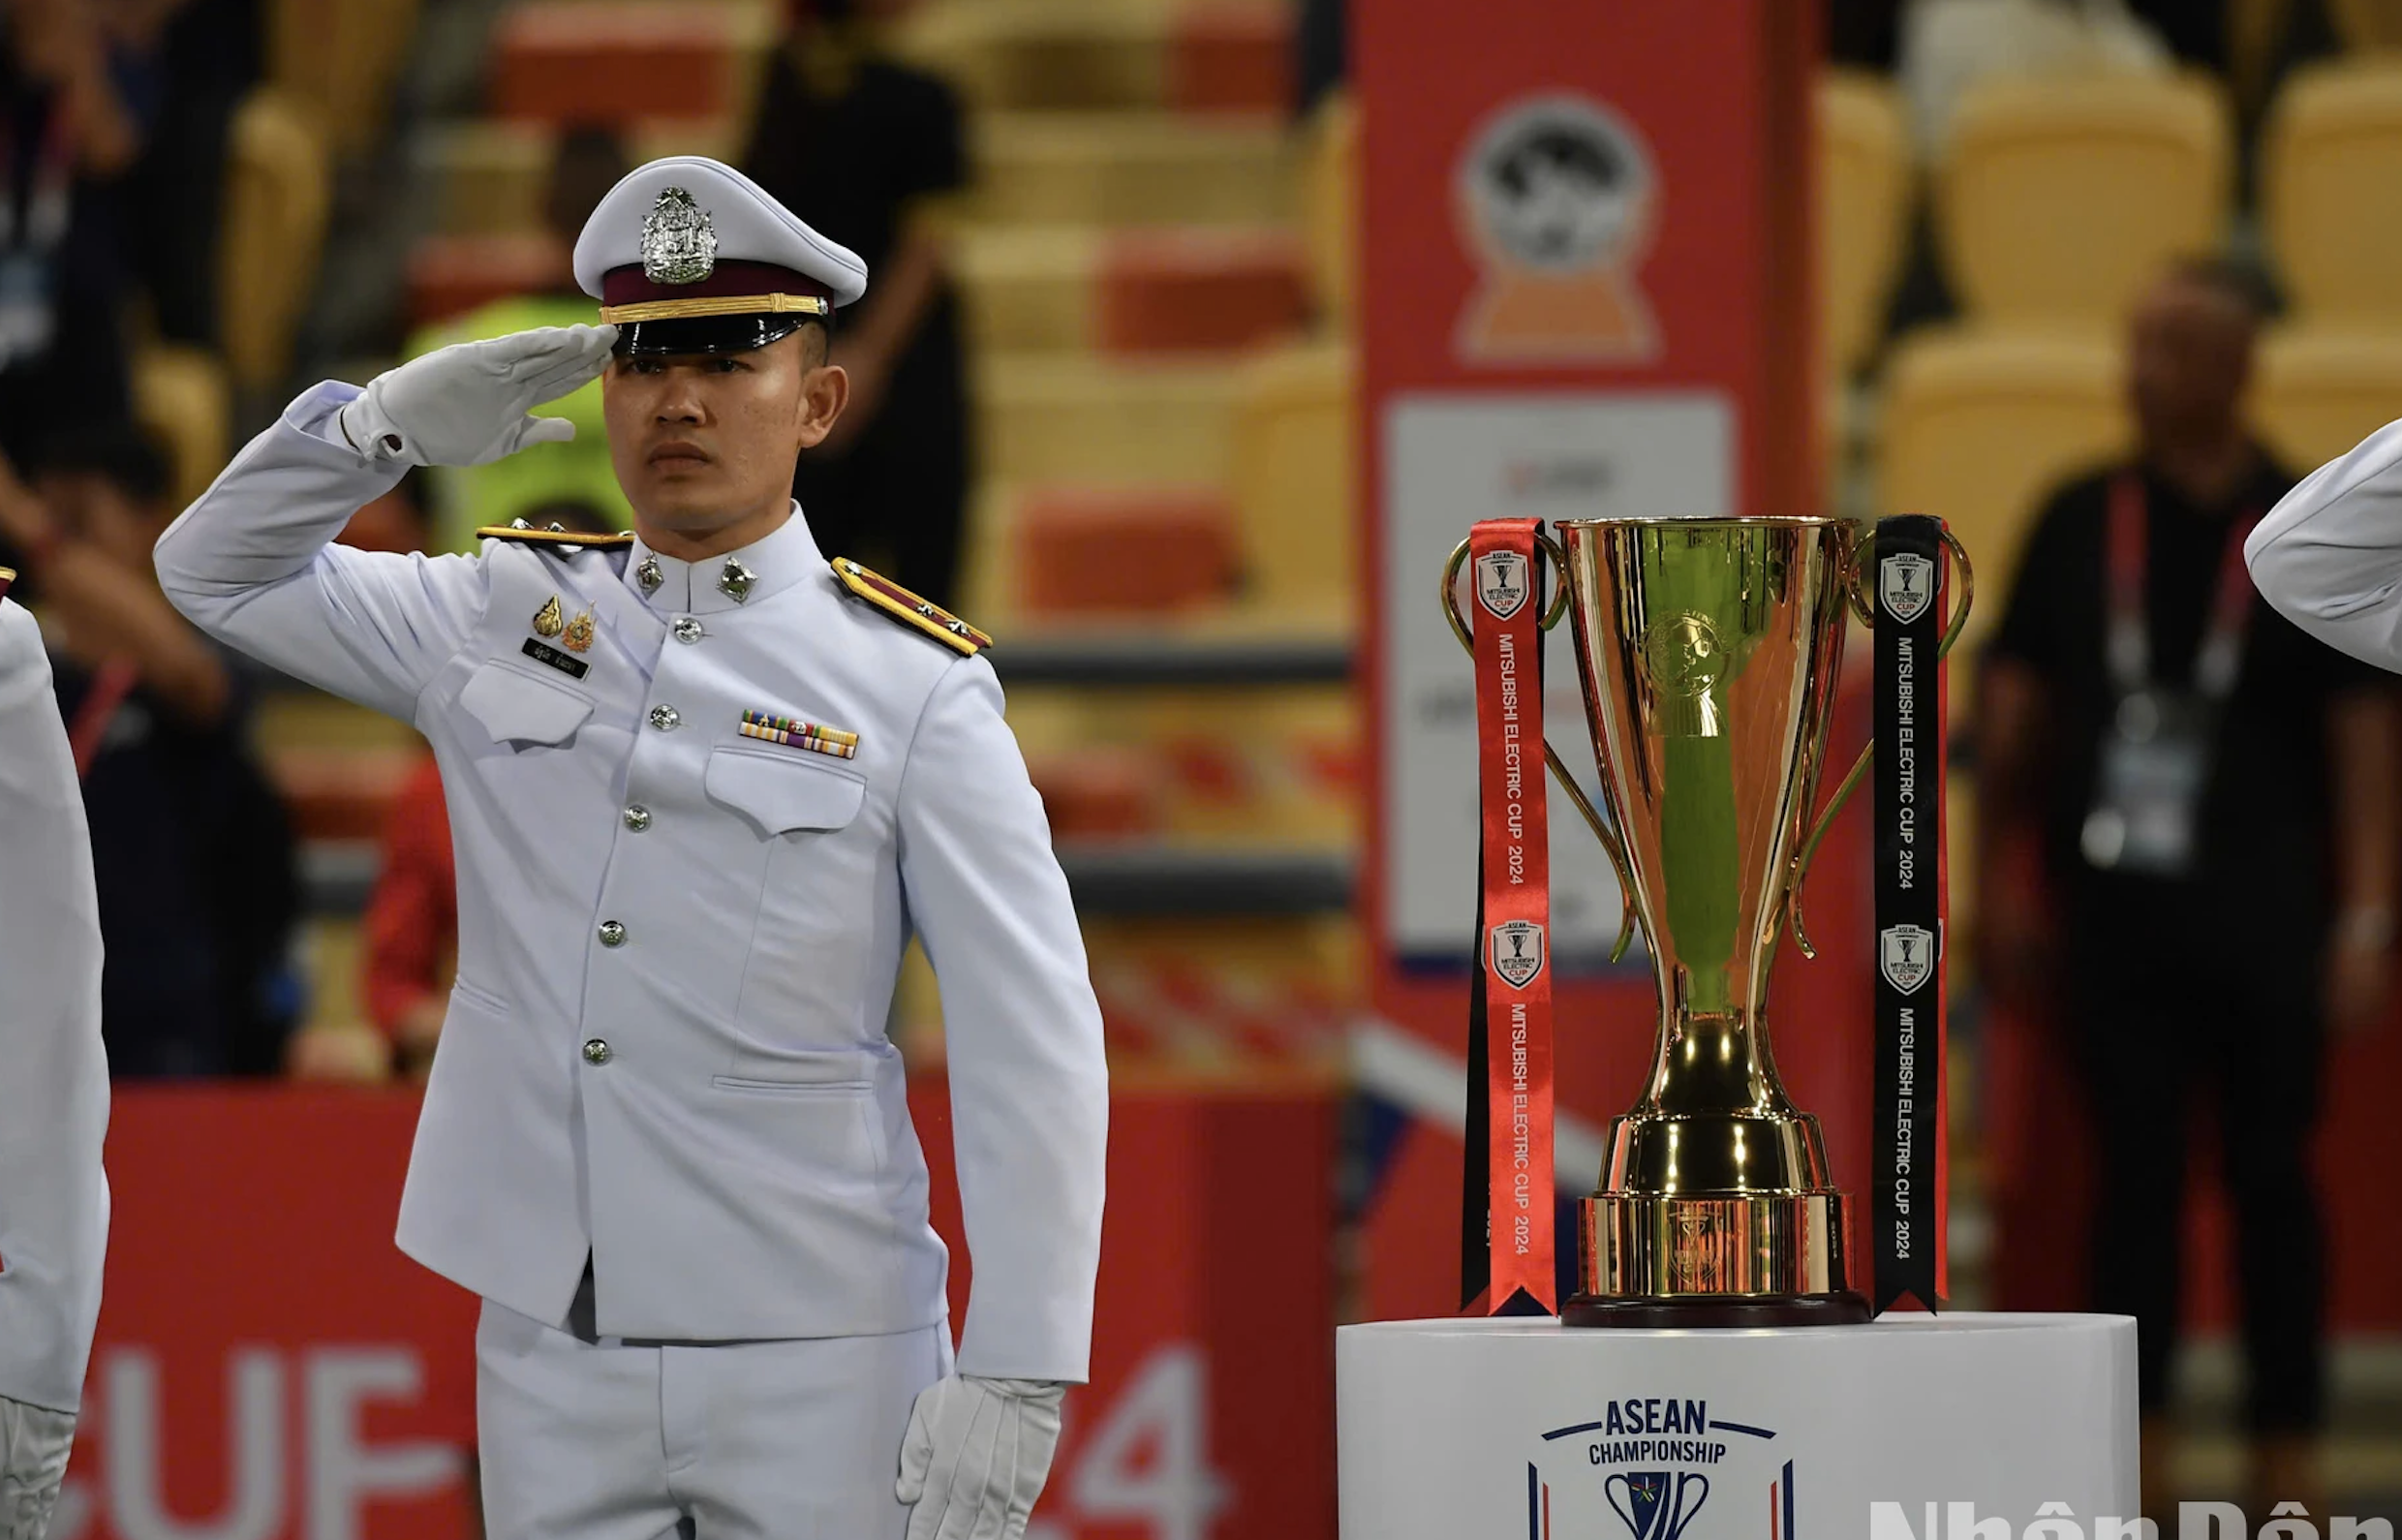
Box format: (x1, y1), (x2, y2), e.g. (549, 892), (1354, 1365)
(522, 637), (590, 680)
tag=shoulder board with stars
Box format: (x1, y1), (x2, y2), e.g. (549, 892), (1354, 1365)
(830, 559), (991, 656)
(477, 526), (637, 552)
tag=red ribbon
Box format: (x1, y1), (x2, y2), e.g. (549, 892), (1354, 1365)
(1468, 517), (1555, 1314)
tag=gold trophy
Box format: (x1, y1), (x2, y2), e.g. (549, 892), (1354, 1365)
(1443, 516), (1969, 1326)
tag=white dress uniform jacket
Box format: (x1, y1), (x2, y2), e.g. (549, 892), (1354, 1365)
(2247, 416), (2402, 674)
(155, 384), (1108, 1381)
(0, 596), (109, 1414)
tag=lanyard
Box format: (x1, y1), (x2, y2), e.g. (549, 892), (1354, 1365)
(2103, 472), (2262, 702)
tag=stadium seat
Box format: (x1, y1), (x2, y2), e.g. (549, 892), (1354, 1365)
(131, 346), (231, 510)
(1227, 341), (1353, 623)
(267, 0), (419, 157)
(219, 89), (333, 393)
(405, 233), (569, 328)
(1015, 486), (1240, 615)
(955, 227), (1101, 354)
(975, 354), (1244, 483)
(894, 0), (1174, 112)
(2253, 326), (2402, 472)
(2327, 0), (2402, 48)
(1095, 229), (1309, 354)
(1933, 73), (2231, 329)
(1818, 69), (1911, 379)
(972, 112), (1294, 226)
(487, 2), (764, 126)
(1298, 89), (1355, 331)
(1164, 5), (1291, 115)
(2263, 58), (2402, 323)
(1874, 325), (2129, 642)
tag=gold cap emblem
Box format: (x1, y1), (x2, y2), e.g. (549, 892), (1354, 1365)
(533, 596), (565, 637)
(641, 186), (717, 285)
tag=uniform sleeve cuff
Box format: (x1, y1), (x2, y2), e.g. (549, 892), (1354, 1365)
(284, 382), (369, 454)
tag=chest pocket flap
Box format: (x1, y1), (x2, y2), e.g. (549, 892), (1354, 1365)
(706, 744), (866, 837)
(459, 660), (595, 747)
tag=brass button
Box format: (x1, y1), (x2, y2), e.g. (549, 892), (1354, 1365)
(623, 805), (652, 832)
(648, 704), (681, 731)
(673, 617), (704, 644)
(598, 920), (628, 947)
(582, 1038), (611, 1065)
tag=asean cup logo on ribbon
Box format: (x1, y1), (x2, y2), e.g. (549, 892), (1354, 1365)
(1456, 93), (1659, 363)
(1491, 918), (1546, 989)
(1879, 923), (1936, 996)
(1880, 551), (1937, 625)
(1476, 548), (1532, 620)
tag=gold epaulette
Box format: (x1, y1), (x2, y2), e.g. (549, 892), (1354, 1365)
(477, 526), (637, 551)
(830, 558), (991, 656)
(0, 566), (14, 600)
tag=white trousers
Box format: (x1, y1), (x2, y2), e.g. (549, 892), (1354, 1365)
(475, 1300), (951, 1540)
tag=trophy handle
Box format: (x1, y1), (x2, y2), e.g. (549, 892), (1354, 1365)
(1783, 523), (1976, 960)
(1441, 536), (1647, 965)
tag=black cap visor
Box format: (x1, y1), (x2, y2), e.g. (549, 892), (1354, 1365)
(611, 313), (818, 357)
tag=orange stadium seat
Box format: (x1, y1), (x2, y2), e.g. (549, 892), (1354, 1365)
(1014, 485), (1241, 615)
(1164, 5), (1292, 115)
(1094, 229), (1309, 354)
(405, 233), (570, 329)
(487, 2), (749, 126)
(1818, 69), (1911, 379)
(2252, 326), (2402, 473)
(1875, 325), (2129, 633)
(1934, 73), (2231, 329)
(219, 88), (332, 393)
(2263, 58), (2402, 323)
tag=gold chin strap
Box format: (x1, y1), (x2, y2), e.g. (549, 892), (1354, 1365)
(598, 293), (831, 324)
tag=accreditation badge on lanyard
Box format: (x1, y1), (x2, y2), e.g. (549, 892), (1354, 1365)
(0, 106), (73, 371)
(2079, 474), (2261, 878)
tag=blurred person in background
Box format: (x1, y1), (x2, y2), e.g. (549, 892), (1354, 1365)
(0, 0), (147, 459)
(408, 128), (634, 553)
(744, 0), (970, 609)
(0, 569), (108, 1540)
(0, 425), (299, 1077)
(1977, 259), (2399, 1525)
(110, 0), (261, 349)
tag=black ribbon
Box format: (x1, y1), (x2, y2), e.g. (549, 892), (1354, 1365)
(1871, 514), (1946, 1314)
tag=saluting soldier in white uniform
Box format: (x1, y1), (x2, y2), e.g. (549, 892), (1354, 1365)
(2249, 415), (2402, 676)
(154, 157), (1107, 1540)
(0, 570), (109, 1540)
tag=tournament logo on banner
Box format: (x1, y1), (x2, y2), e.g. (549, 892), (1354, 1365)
(1456, 94), (1660, 363)
(1524, 1398), (1797, 1540)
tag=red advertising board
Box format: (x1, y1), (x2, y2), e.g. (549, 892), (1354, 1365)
(58, 1079), (1336, 1540)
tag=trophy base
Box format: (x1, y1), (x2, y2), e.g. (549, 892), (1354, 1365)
(1558, 1289), (1872, 1329)
(1577, 1189), (1856, 1299)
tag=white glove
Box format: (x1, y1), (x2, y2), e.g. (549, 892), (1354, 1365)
(0, 1397), (75, 1540)
(338, 323), (618, 468)
(896, 1374), (1065, 1540)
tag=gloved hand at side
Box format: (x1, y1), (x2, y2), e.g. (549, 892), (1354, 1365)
(896, 1373), (1066, 1540)
(1, 1396), (76, 1540)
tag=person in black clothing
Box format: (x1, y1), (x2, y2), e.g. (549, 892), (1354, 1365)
(741, 0), (970, 609)
(0, 424), (299, 1077)
(1978, 260), (2400, 1524)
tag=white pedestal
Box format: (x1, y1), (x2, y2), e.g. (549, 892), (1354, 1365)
(1339, 1312), (2137, 1538)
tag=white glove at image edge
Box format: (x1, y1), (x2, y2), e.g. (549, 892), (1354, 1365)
(338, 323), (618, 468)
(896, 1373), (1067, 1540)
(1, 1396), (76, 1540)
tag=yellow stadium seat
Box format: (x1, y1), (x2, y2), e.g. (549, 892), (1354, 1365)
(971, 112), (1294, 227)
(894, 0), (1176, 112)
(132, 346), (231, 509)
(2263, 58), (2402, 323)
(973, 353), (1243, 483)
(219, 89), (332, 394)
(1818, 69), (1911, 379)
(268, 0), (420, 158)
(1299, 88), (1355, 333)
(2252, 325), (2402, 472)
(1875, 326), (2129, 642)
(1934, 73), (2231, 328)
(2328, 0), (2402, 48)
(955, 227), (1100, 354)
(1227, 340), (1354, 625)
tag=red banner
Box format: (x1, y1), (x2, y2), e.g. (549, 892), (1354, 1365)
(58, 1080), (1336, 1540)
(1464, 518), (1555, 1314)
